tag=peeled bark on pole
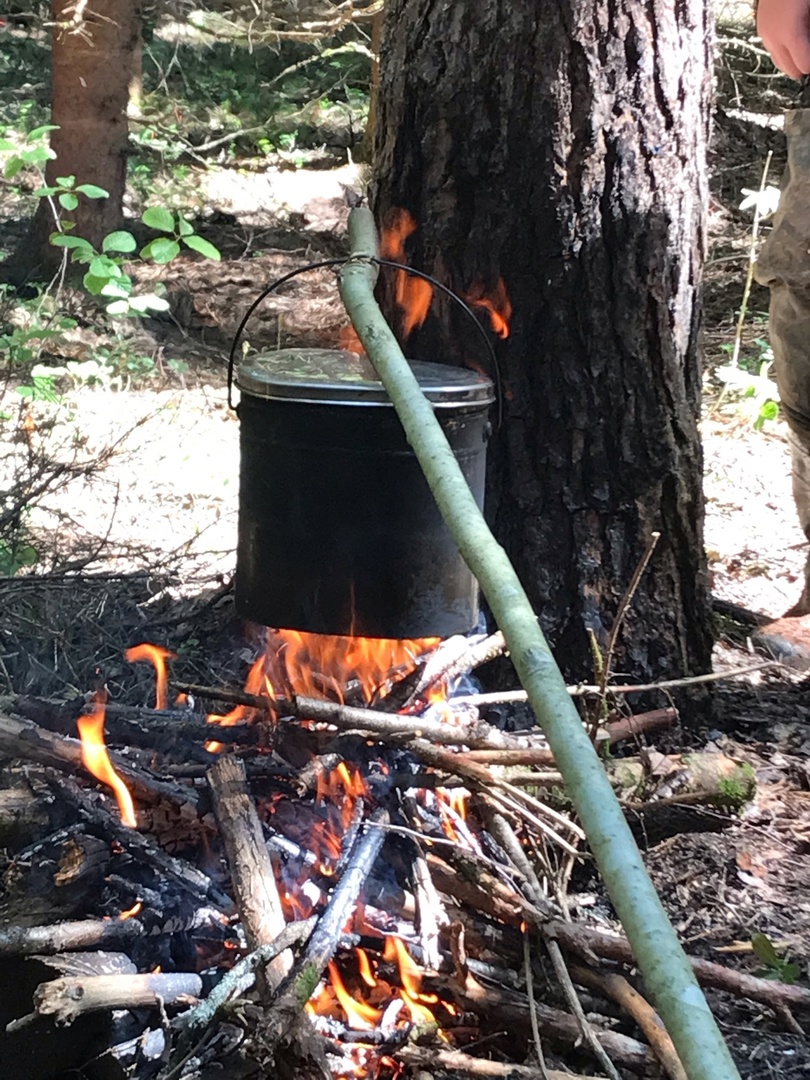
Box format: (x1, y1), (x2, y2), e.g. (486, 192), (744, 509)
(337, 206), (741, 1080)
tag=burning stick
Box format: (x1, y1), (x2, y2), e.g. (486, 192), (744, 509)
(208, 755), (292, 992)
(46, 769), (234, 914)
(77, 690), (136, 827)
(260, 806), (389, 1052)
(0, 710), (205, 817)
(393, 631), (507, 712)
(290, 694), (545, 750)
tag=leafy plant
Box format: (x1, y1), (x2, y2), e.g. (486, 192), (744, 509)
(16, 371), (61, 402)
(140, 206), (221, 263)
(0, 537), (38, 577)
(0, 123), (57, 178)
(714, 352), (779, 430)
(33, 172), (109, 211)
(751, 933), (800, 984)
(49, 208), (220, 316)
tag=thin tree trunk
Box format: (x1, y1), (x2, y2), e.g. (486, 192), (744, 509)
(373, 0), (713, 684)
(36, 0), (139, 261)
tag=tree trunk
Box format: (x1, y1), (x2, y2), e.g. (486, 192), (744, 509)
(372, 0), (713, 683)
(35, 0), (139, 261)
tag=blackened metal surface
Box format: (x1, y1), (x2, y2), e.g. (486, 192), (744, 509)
(235, 351), (493, 638)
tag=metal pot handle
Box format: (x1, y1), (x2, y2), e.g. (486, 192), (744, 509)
(228, 256), (503, 426)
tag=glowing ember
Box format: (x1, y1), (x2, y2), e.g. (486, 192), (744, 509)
(463, 278), (513, 339)
(77, 690), (137, 828)
(124, 643), (177, 710)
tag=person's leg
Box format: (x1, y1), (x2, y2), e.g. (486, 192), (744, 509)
(755, 109), (810, 631)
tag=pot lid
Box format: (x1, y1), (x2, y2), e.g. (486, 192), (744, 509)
(236, 348), (495, 407)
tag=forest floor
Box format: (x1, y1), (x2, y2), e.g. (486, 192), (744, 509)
(0, 14), (809, 1080)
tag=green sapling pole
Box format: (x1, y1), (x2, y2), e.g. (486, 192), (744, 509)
(337, 205), (741, 1080)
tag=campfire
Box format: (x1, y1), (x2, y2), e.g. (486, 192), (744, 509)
(0, 620), (776, 1080)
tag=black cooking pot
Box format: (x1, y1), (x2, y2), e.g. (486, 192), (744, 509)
(234, 348), (494, 639)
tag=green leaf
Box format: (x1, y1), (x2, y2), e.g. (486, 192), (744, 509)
(75, 183), (109, 199)
(89, 255), (122, 279)
(128, 293), (170, 313)
(759, 400), (779, 422)
(751, 934), (780, 967)
(100, 278), (131, 298)
(141, 237), (180, 265)
(4, 158), (23, 180)
(176, 214), (194, 237)
(102, 230), (137, 254)
(49, 233), (94, 253)
(33, 186), (58, 197)
(182, 234), (221, 261)
(20, 146), (53, 164)
(83, 272), (109, 295)
(0, 138), (16, 151)
(58, 192), (79, 211)
(27, 124), (59, 141)
(106, 299), (132, 316)
(55, 175), (75, 189)
(142, 207), (175, 233)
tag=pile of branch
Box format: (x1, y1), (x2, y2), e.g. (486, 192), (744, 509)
(0, 632), (801, 1080)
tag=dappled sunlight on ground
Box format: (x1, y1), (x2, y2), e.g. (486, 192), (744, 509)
(703, 413), (806, 618)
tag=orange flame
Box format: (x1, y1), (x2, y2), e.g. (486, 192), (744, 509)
(356, 947), (377, 988)
(312, 762), (369, 875)
(338, 323), (364, 353)
(77, 690), (137, 828)
(463, 278), (512, 339)
(124, 643), (177, 710)
(118, 901), (143, 920)
(327, 960), (383, 1030)
(384, 936), (441, 1026)
(208, 629), (438, 726)
(381, 208), (433, 338)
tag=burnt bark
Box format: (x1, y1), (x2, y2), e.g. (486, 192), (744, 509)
(373, 0), (713, 683)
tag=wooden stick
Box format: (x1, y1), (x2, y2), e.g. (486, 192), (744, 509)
(400, 631), (507, 711)
(176, 916), (318, 1033)
(570, 964), (688, 1080)
(45, 769), (234, 914)
(442, 976), (655, 1072)
(396, 1047), (598, 1080)
(452, 661), (781, 705)
(289, 695), (540, 751)
(546, 920), (810, 1019)
(299, 805), (389, 977)
(0, 916), (142, 957)
(0, 711), (203, 815)
(545, 940), (623, 1080)
(208, 755), (291, 992)
(32, 972), (203, 1024)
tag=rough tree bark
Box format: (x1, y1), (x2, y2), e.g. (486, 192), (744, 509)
(34, 0), (139, 262)
(373, 0), (713, 683)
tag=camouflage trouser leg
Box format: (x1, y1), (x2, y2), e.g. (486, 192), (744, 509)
(755, 109), (810, 613)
